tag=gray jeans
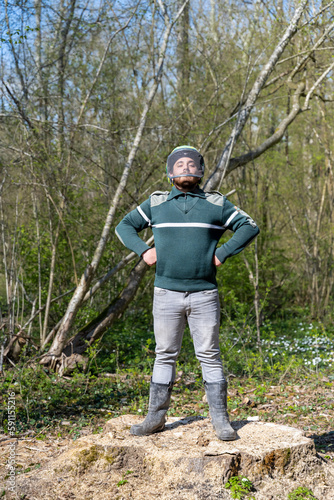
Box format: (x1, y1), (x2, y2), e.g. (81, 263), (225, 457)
(151, 287), (225, 384)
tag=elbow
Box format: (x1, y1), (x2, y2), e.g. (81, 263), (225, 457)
(249, 219), (260, 236)
(247, 221), (260, 237)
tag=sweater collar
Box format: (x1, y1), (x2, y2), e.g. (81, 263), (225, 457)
(168, 185), (206, 200)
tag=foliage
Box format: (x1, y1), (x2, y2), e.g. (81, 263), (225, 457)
(287, 486), (317, 500)
(224, 475), (255, 499)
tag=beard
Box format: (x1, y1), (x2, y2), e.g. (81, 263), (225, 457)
(173, 176), (200, 191)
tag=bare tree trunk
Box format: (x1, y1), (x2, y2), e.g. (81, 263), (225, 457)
(311, 179), (326, 316)
(0, 178), (9, 307)
(42, 219), (61, 344)
(254, 240), (261, 350)
(0, 343), (4, 376)
(177, 0), (190, 94)
(243, 246), (262, 352)
(209, 0), (217, 43)
(57, 0), (76, 157)
(0, 186), (21, 359)
(0, 178), (9, 370)
(8, 195), (19, 341)
(32, 192), (43, 343)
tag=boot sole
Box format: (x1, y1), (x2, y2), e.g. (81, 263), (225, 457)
(217, 434), (237, 441)
(130, 423), (165, 436)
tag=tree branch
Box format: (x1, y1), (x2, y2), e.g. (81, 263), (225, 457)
(287, 20), (334, 83)
(303, 61), (334, 111)
(226, 81), (305, 174)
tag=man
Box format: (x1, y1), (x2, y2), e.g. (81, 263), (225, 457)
(115, 146), (259, 441)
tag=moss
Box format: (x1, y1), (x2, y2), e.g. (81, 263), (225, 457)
(76, 444), (123, 471)
(77, 445), (102, 470)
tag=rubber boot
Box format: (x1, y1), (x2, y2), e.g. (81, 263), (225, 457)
(130, 380), (173, 436)
(204, 380), (237, 441)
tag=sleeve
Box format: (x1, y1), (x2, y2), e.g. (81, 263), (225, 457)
(115, 198), (153, 257)
(215, 198), (260, 264)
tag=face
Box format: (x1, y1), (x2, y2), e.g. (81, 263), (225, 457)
(171, 157), (200, 191)
(172, 157), (199, 178)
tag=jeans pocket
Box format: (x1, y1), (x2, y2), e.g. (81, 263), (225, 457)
(202, 289), (218, 295)
(154, 287), (168, 295)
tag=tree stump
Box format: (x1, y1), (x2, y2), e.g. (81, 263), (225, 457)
(8, 415), (334, 499)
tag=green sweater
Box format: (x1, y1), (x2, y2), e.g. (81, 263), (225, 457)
(115, 186), (259, 291)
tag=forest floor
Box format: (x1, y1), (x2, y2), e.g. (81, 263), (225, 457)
(1, 372), (334, 499)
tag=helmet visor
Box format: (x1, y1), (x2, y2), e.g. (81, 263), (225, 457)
(167, 148), (204, 181)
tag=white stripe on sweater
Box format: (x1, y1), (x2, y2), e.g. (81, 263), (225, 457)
(136, 206), (239, 230)
(137, 206), (152, 226)
(153, 222), (226, 230)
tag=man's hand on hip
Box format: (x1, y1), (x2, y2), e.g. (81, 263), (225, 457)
(213, 255), (222, 267)
(142, 248), (157, 266)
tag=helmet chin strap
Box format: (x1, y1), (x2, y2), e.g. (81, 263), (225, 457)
(169, 174), (203, 179)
